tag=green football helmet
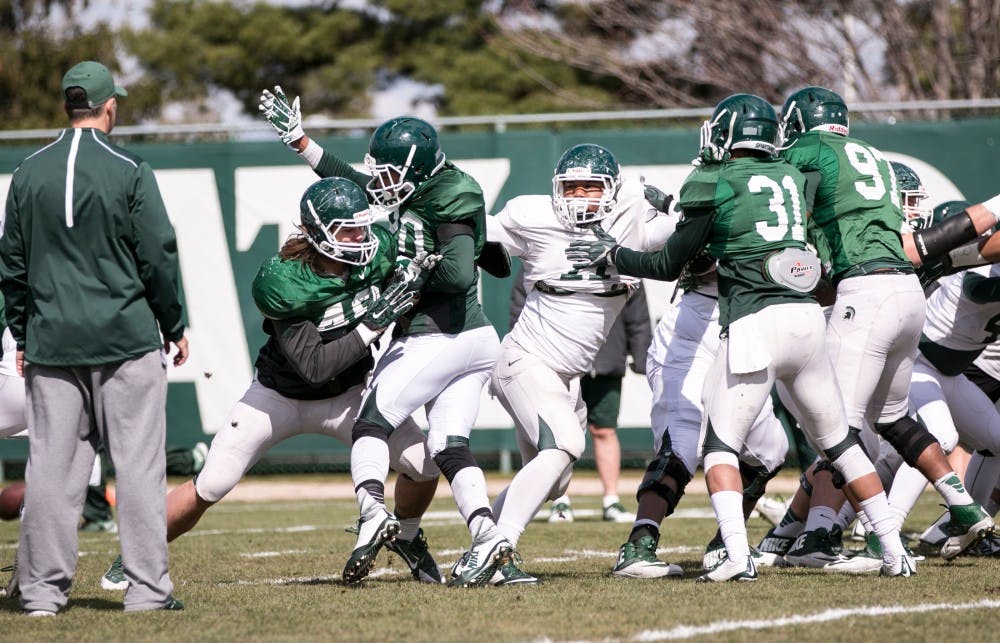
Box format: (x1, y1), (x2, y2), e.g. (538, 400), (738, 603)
(300, 177), (380, 265)
(699, 94), (779, 163)
(551, 143), (622, 227)
(932, 200), (971, 226)
(365, 116), (446, 208)
(890, 161), (931, 230)
(779, 86), (849, 146)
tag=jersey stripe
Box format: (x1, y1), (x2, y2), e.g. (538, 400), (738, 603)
(65, 128), (82, 228)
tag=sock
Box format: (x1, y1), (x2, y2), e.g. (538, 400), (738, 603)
(496, 449), (573, 546)
(934, 472), (975, 507)
(351, 435), (390, 510)
(629, 520), (660, 543)
(469, 513), (498, 545)
(964, 452), (1000, 509)
(397, 516), (420, 542)
(449, 466), (492, 524)
(860, 492), (905, 563)
(803, 505), (838, 533)
(887, 463), (928, 530)
(772, 508), (804, 537)
(711, 490), (749, 564)
(355, 482), (385, 519)
(551, 493), (571, 507)
(603, 494), (620, 509)
(836, 502), (856, 530)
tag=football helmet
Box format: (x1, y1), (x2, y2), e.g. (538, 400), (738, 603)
(299, 177), (380, 265)
(890, 161), (931, 230)
(932, 200), (971, 227)
(365, 117), (446, 208)
(699, 94), (779, 163)
(779, 86), (849, 146)
(551, 143), (622, 227)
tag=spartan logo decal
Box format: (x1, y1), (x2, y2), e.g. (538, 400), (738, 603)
(843, 306), (855, 320)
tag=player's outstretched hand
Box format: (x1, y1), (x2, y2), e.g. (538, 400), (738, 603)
(643, 184), (674, 213)
(565, 225), (620, 269)
(259, 85), (305, 147)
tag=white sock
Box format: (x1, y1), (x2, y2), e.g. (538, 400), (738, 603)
(351, 436), (389, 501)
(603, 494), (620, 509)
(450, 466), (494, 526)
(772, 508), (805, 538)
(710, 490), (749, 564)
(934, 472), (974, 506)
(551, 493), (571, 506)
(496, 450), (573, 546)
(860, 492), (905, 562)
(803, 505), (838, 533)
(836, 502), (856, 530)
(887, 463), (928, 531)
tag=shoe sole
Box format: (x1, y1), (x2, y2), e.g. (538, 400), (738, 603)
(783, 554), (843, 568)
(101, 577), (129, 591)
(940, 518), (995, 561)
(822, 558), (882, 574)
(342, 520), (400, 584)
(612, 565), (684, 579)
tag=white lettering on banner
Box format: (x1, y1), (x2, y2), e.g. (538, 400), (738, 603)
(0, 153), (965, 434)
(156, 169), (253, 434)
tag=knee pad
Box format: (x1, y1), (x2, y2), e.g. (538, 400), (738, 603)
(874, 415), (939, 467)
(813, 458), (846, 489)
(636, 443), (693, 514)
(432, 440), (478, 483)
(352, 418), (390, 445)
(740, 460), (781, 503)
(192, 468), (237, 504)
(829, 444), (877, 485)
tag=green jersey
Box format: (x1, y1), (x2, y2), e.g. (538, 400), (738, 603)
(781, 131), (908, 281)
(314, 153), (490, 335)
(615, 157), (815, 327)
(252, 226), (396, 399)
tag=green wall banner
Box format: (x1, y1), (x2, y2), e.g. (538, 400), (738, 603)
(1, 120), (997, 459)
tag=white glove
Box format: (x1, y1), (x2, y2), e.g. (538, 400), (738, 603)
(259, 85), (305, 147)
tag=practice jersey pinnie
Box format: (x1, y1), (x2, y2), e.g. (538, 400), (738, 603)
(919, 263), (1000, 376)
(313, 153), (490, 335)
(252, 226), (396, 399)
(781, 131), (908, 280)
(677, 157), (814, 327)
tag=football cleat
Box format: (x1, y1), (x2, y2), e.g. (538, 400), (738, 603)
(750, 545), (789, 568)
(754, 496), (789, 528)
(879, 554), (916, 578)
(342, 508), (400, 584)
(385, 528), (443, 584)
(602, 502), (636, 523)
(966, 533), (1000, 557)
(940, 504), (995, 561)
(612, 535), (683, 579)
(829, 524), (844, 554)
(757, 527), (797, 558)
(101, 555), (128, 591)
(702, 531), (726, 571)
(447, 534), (513, 587)
(695, 554), (758, 583)
(784, 528), (845, 568)
(548, 501), (574, 523)
(160, 595), (185, 611)
(1, 560), (19, 599)
(917, 510), (949, 550)
(491, 552), (542, 585)
(823, 532), (882, 574)
(850, 519), (868, 542)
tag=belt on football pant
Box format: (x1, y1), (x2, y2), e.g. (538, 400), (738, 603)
(534, 281), (629, 297)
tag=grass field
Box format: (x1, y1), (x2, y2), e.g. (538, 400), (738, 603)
(0, 472), (996, 642)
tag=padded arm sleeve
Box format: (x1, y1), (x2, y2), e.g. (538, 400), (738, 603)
(911, 212), (979, 264)
(424, 223), (476, 293)
(272, 319), (370, 386)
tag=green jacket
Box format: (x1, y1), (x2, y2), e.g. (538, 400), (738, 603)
(0, 127), (184, 366)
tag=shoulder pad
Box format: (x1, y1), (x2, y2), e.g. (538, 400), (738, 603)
(413, 166), (486, 223)
(678, 165), (723, 211)
(251, 256), (341, 321)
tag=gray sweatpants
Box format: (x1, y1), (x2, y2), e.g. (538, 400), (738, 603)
(18, 349), (173, 612)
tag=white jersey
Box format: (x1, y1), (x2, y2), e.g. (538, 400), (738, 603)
(488, 179), (673, 374)
(921, 264), (1000, 374)
(972, 340), (1000, 382)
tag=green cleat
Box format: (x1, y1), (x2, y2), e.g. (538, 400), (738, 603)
(385, 528), (442, 584)
(613, 535), (683, 579)
(491, 552), (541, 585)
(940, 503), (995, 560)
(101, 555), (128, 591)
(342, 508), (400, 584)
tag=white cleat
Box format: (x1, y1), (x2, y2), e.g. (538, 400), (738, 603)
(696, 555), (758, 583)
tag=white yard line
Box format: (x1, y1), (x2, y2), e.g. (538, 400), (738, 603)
(628, 599), (1000, 641)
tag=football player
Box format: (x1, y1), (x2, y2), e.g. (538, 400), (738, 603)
(484, 143), (673, 583)
(100, 178), (445, 589)
(568, 94), (911, 580)
(260, 88), (508, 587)
(777, 87), (994, 568)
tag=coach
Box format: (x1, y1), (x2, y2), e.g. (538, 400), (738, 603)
(0, 60), (187, 614)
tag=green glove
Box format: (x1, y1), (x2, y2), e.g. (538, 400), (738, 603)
(643, 184), (674, 213)
(361, 253), (441, 330)
(565, 225), (620, 269)
(258, 85), (305, 147)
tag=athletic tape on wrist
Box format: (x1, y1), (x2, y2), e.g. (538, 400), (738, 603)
(298, 139), (324, 170)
